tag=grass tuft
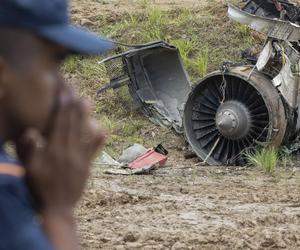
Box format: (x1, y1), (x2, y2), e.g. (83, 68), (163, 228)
(194, 48), (209, 78)
(236, 23), (251, 37)
(143, 6), (165, 41)
(171, 38), (196, 68)
(247, 147), (279, 173)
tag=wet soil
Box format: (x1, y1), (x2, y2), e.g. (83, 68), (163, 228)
(77, 161), (300, 250)
(76, 134), (300, 250)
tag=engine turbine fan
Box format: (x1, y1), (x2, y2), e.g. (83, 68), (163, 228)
(183, 67), (287, 165)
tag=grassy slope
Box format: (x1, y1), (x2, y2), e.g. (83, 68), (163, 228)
(65, 1), (259, 158)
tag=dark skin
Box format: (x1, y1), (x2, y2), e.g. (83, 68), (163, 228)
(0, 29), (67, 138)
(0, 28), (105, 250)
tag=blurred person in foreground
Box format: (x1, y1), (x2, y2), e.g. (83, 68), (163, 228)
(0, 0), (114, 249)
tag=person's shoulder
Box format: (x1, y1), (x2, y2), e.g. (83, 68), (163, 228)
(0, 145), (30, 210)
(0, 152), (29, 210)
(0, 183), (53, 249)
(0, 146), (25, 183)
(0, 153), (53, 250)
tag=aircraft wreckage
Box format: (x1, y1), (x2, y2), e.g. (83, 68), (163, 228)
(98, 0), (300, 166)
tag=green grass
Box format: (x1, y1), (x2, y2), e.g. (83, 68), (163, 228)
(194, 48), (209, 78)
(171, 38), (197, 72)
(247, 147), (279, 173)
(142, 6), (166, 40)
(98, 3), (256, 74)
(236, 23), (251, 37)
(63, 56), (107, 85)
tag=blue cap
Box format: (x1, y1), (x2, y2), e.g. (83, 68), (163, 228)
(0, 0), (115, 55)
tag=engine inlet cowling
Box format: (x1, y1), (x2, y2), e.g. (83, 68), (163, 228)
(183, 67), (287, 166)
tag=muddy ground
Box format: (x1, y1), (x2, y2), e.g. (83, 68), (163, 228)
(77, 137), (300, 250)
(78, 169), (300, 250)
(71, 0), (300, 249)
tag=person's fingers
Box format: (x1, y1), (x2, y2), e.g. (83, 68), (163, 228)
(68, 99), (90, 149)
(16, 132), (32, 164)
(83, 119), (106, 160)
(22, 128), (46, 174)
(49, 85), (75, 146)
(49, 100), (74, 148)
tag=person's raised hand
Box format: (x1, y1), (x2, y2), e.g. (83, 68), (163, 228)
(18, 96), (105, 213)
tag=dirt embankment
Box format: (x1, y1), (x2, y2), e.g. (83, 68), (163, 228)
(70, 0), (214, 25)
